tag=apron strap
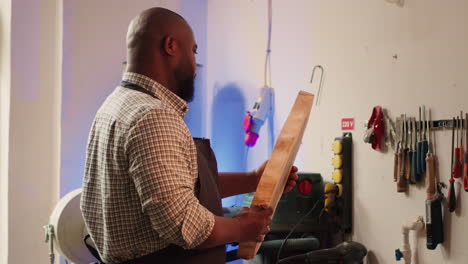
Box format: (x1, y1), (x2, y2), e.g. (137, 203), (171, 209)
(84, 234), (106, 264)
(120, 81), (158, 99)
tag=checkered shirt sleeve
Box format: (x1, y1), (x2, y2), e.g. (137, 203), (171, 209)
(125, 110), (215, 248)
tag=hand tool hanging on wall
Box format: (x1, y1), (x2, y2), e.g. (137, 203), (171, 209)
(453, 117), (462, 179)
(411, 118), (419, 183)
(448, 117), (457, 213)
(426, 110), (444, 250)
(409, 118), (418, 183)
(464, 113), (468, 191)
(420, 106), (429, 174)
(394, 116), (402, 182)
(457, 113), (464, 179)
(404, 117), (413, 184)
(416, 107), (422, 176)
(364, 106), (384, 151)
(384, 110), (397, 150)
(425, 111), (444, 250)
(406, 118), (415, 184)
(426, 182), (444, 250)
(426, 111), (435, 199)
(397, 115), (408, 192)
(415, 107), (423, 179)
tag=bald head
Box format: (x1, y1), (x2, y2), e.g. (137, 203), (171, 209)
(127, 8), (186, 50)
(125, 7), (198, 102)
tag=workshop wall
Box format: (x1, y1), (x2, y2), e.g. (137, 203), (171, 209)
(4, 0), (467, 263)
(2, 0), (62, 263)
(206, 0), (468, 263)
(0, 1), (11, 262)
(60, 0), (182, 196)
(60, 0), (209, 196)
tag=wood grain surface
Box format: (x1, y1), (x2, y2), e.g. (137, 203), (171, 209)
(237, 91), (314, 259)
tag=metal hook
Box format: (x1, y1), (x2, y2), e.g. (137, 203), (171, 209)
(310, 65), (324, 105)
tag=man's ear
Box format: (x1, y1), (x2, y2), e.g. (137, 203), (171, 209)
(163, 35), (177, 56)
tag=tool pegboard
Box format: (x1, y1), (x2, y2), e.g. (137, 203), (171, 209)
(366, 106), (468, 253)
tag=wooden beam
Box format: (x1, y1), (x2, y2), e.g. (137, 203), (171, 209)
(237, 91), (315, 259)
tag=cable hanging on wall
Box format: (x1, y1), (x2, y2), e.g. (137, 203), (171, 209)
(264, 0), (273, 88)
(243, 0), (275, 155)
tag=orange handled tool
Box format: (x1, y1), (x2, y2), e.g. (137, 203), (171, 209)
(426, 110), (435, 199)
(397, 116), (408, 192)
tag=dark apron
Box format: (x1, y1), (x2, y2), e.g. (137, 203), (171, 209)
(120, 81), (226, 264)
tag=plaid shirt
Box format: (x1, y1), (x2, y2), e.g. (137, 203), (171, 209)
(80, 72), (215, 264)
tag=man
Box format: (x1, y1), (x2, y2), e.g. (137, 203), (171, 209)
(81, 7), (298, 264)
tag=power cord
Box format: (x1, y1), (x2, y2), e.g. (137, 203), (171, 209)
(264, 0), (273, 88)
(274, 195), (324, 264)
(275, 187), (339, 264)
(318, 207), (326, 225)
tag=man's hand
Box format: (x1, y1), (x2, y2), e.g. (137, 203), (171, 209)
(234, 206), (273, 242)
(251, 161), (299, 193)
(284, 166), (299, 193)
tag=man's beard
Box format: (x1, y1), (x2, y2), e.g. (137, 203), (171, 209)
(177, 76), (195, 102)
(175, 65), (195, 102)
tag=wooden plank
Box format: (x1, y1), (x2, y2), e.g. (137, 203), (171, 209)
(237, 91), (314, 259)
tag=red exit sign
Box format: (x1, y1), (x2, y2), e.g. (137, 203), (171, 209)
(341, 118), (355, 130)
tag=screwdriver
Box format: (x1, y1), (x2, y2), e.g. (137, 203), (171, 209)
(420, 106), (429, 174)
(448, 118), (457, 213)
(415, 107), (423, 179)
(409, 118), (417, 184)
(453, 117), (462, 179)
(460, 112), (464, 166)
(464, 113), (468, 192)
(426, 110), (435, 199)
(412, 117), (419, 183)
(397, 115), (408, 192)
(405, 117), (413, 184)
(394, 117), (402, 182)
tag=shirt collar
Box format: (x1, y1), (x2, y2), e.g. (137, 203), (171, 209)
(122, 72), (189, 116)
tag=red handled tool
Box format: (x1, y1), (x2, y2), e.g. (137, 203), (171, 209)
(464, 113), (468, 191)
(453, 117), (462, 178)
(448, 118), (457, 213)
(460, 112), (464, 167)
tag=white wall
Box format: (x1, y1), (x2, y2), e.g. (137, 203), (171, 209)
(4, 0), (468, 263)
(61, 0), (182, 195)
(0, 0), (12, 263)
(206, 0), (468, 263)
(3, 0), (62, 263)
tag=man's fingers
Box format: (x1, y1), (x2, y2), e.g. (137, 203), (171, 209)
(289, 173), (299, 180)
(260, 207), (274, 216)
(291, 166), (298, 173)
(256, 235), (266, 242)
(261, 225), (271, 235)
